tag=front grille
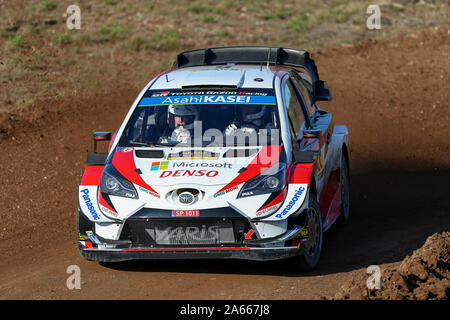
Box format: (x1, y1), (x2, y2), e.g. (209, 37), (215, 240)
(124, 219), (248, 247)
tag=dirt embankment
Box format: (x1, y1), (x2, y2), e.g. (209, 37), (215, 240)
(329, 232), (449, 300)
(0, 25), (449, 299)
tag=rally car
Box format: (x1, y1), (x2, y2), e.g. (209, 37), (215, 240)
(78, 46), (350, 270)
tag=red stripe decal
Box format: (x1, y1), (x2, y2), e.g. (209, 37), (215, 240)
(216, 145), (282, 194)
(80, 166), (104, 186)
(97, 189), (117, 214)
(122, 247), (251, 252)
(258, 186), (287, 212)
(112, 149), (159, 196)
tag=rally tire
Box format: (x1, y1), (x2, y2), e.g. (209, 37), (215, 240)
(337, 153), (350, 225)
(287, 195), (323, 271)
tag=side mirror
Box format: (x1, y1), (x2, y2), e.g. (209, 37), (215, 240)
(314, 80), (331, 102)
(93, 132), (111, 153)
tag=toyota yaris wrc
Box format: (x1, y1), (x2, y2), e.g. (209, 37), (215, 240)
(78, 47), (349, 270)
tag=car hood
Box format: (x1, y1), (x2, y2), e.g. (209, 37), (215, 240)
(111, 146), (282, 190)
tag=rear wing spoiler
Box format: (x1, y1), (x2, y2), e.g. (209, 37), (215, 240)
(172, 46), (331, 102)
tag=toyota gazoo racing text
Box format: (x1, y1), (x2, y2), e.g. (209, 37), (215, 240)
(78, 47), (350, 270)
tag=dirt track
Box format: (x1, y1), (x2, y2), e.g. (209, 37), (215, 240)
(0, 26), (449, 299)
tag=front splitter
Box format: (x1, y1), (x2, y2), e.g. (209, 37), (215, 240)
(80, 246), (303, 262)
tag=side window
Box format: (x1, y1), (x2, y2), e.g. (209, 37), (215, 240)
(282, 79), (306, 139)
(293, 74), (315, 117)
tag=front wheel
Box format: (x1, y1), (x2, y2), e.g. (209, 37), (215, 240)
(287, 194), (323, 271)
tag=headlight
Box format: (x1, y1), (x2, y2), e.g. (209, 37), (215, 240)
(238, 163), (286, 198)
(100, 165), (138, 199)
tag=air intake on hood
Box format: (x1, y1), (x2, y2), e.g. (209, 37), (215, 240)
(222, 148), (259, 158)
(135, 149), (165, 158)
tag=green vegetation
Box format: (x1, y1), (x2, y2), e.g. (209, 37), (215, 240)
(287, 15), (310, 31)
(201, 15), (216, 24)
(99, 24), (125, 42)
(39, 1), (58, 11)
(52, 33), (71, 45)
(151, 29), (182, 51)
(189, 4), (212, 14)
(216, 29), (229, 37)
(7, 35), (28, 49)
(128, 37), (150, 51)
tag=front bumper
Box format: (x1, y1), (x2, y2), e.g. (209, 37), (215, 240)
(78, 205), (309, 262)
(80, 246), (303, 262)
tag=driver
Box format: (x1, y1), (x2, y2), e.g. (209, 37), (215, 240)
(159, 104), (199, 144)
(224, 105), (268, 136)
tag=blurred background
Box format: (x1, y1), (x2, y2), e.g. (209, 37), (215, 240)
(0, 0), (448, 113)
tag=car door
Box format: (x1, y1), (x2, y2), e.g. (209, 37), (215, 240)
(292, 73), (334, 185)
(292, 72), (341, 227)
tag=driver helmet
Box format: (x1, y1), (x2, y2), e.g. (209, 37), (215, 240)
(167, 104), (199, 130)
(242, 105), (267, 127)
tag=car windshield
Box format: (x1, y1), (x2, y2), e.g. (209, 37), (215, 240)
(118, 89), (281, 147)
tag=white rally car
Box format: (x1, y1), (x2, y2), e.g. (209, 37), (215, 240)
(78, 47), (349, 270)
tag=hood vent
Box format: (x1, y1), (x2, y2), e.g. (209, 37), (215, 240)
(135, 149), (165, 159)
(222, 148), (259, 158)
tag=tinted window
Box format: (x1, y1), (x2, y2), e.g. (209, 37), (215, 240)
(293, 74), (315, 117)
(283, 80), (306, 138)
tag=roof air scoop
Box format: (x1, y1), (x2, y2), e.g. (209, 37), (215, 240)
(181, 70), (245, 91)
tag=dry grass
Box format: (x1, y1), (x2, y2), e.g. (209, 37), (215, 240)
(0, 0), (448, 111)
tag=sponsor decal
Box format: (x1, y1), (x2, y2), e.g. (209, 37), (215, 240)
(171, 210), (200, 217)
(151, 90), (269, 96)
(116, 147), (133, 153)
(256, 203), (281, 217)
(139, 95), (276, 107)
(86, 230), (100, 244)
(99, 203), (118, 218)
(146, 226), (219, 243)
(151, 161), (169, 171)
(214, 185), (239, 198)
(78, 233), (87, 241)
(139, 186), (160, 198)
(80, 189), (100, 220)
(173, 161), (232, 169)
(160, 170), (219, 178)
(240, 191), (254, 197)
(274, 187), (306, 219)
(298, 228), (309, 239)
(152, 91), (169, 97)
